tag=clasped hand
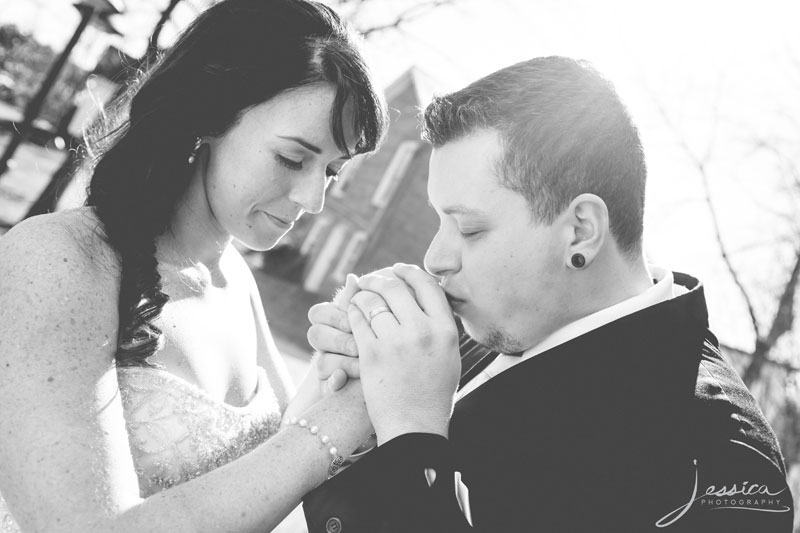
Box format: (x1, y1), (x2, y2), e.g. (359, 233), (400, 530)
(308, 264), (461, 445)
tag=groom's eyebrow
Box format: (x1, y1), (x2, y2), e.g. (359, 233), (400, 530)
(425, 200), (486, 218)
(442, 205), (485, 217)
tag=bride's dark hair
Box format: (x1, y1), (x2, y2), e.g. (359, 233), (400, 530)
(85, 0), (388, 367)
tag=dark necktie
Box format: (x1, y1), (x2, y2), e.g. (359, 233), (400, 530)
(457, 333), (501, 391)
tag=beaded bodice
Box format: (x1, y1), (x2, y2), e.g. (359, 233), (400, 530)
(0, 366), (282, 531)
(118, 365), (282, 496)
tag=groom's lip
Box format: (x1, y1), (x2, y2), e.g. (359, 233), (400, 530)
(446, 292), (466, 310)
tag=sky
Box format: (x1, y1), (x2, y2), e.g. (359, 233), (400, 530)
(2, 0), (799, 353)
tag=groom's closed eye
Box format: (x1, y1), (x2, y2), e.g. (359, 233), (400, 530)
(458, 226), (484, 238)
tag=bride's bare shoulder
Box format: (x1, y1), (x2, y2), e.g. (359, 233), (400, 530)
(0, 207), (118, 278)
(0, 207), (120, 363)
(0, 207), (119, 299)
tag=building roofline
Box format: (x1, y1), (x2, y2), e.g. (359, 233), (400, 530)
(384, 66), (441, 107)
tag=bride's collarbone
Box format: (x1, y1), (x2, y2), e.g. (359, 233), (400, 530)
(155, 292), (256, 359)
(158, 262), (229, 296)
(150, 284), (258, 406)
(143, 252), (259, 406)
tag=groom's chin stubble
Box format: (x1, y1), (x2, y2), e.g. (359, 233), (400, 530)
(475, 324), (524, 354)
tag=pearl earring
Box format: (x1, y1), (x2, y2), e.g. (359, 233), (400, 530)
(187, 137), (203, 164)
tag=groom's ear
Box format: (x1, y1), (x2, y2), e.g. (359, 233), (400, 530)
(563, 193), (609, 269)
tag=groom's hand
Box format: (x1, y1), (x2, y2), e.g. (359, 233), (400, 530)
(348, 263), (461, 445)
(309, 267), (400, 385)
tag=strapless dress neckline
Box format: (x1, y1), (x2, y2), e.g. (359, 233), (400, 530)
(120, 365), (268, 411)
(117, 365), (283, 497)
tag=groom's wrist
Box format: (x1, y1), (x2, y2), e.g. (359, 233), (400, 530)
(374, 403), (453, 445)
(372, 432), (455, 485)
(374, 419), (449, 446)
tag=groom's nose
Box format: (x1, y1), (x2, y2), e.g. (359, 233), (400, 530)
(424, 229), (460, 277)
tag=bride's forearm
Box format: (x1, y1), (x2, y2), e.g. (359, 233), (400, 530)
(281, 361), (325, 424)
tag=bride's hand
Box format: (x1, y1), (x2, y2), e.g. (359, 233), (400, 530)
(309, 268), (398, 392)
(308, 273), (361, 391)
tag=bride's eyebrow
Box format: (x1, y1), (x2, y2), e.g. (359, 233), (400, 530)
(277, 135), (350, 160)
(277, 135), (321, 154)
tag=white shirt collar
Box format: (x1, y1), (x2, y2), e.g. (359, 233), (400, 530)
(520, 265), (675, 360)
(457, 265), (677, 400)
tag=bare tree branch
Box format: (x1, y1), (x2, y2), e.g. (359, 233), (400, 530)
(358, 0), (457, 37)
(651, 97), (764, 340)
(729, 236), (799, 255)
(744, 246), (800, 385)
(766, 247), (800, 346)
(751, 138), (800, 191)
(766, 357), (800, 374)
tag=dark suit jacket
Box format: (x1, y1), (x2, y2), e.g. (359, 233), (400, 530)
(303, 273), (794, 532)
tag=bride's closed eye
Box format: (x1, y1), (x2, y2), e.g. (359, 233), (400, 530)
(276, 154), (340, 182)
(275, 153), (303, 171)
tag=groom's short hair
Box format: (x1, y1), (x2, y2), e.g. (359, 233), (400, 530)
(421, 56), (646, 258)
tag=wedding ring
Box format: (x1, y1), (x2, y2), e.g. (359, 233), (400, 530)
(367, 306), (392, 326)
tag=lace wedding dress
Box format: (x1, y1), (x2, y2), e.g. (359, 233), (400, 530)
(1, 365), (282, 532)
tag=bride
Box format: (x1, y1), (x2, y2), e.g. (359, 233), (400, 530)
(0, 0), (387, 530)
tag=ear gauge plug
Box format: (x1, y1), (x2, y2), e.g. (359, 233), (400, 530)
(571, 253), (586, 269)
(187, 136), (203, 164)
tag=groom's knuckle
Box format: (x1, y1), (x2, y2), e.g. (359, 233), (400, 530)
(350, 292), (368, 307)
(371, 266), (394, 278)
(346, 337), (358, 355)
(338, 334), (354, 355)
(392, 262), (411, 272)
(353, 290), (375, 304)
(366, 293), (386, 308)
(360, 273), (381, 285)
(337, 313), (350, 331)
(384, 278), (405, 292)
(344, 358), (360, 377)
(368, 275), (392, 291)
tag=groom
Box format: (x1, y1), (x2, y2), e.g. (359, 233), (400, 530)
(302, 57), (794, 532)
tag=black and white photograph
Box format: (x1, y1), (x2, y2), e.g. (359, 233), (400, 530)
(0, 0), (798, 531)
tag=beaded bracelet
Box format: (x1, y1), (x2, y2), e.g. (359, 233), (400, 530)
(286, 417), (345, 478)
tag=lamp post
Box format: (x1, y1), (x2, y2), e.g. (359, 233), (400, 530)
(0, 0), (122, 181)
(23, 6), (124, 219)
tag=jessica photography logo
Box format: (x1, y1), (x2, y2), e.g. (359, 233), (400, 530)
(655, 459), (790, 528)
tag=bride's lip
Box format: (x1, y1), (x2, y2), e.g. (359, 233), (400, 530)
(262, 211), (293, 229)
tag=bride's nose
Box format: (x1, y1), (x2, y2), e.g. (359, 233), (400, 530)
(289, 171), (327, 214)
